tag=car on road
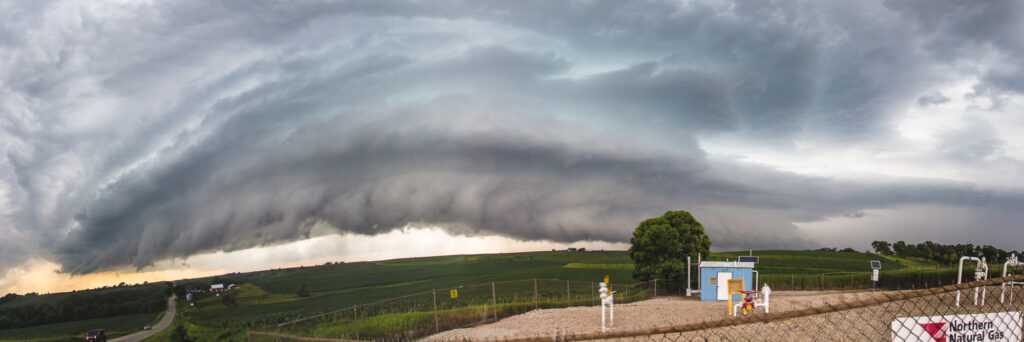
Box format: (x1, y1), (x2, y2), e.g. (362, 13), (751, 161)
(144, 324), (152, 330)
(85, 329), (106, 342)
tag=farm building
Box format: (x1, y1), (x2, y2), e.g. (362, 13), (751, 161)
(210, 284), (224, 292)
(699, 261), (755, 301)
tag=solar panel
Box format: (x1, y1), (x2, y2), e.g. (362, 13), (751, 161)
(738, 256), (759, 263)
(871, 260), (881, 270)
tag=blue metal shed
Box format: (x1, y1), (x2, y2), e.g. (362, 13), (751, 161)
(699, 261), (755, 301)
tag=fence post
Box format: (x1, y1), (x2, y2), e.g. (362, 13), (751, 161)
(821, 273), (824, 289)
(492, 281), (497, 321)
(791, 274), (794, 290)
(354, 306), (359, 340)
(534, 278), (538, 309)
(654, 279), (657, 297)
(433, 289), (439, 333)
(247, 330), (252, 342)
(591, 282), (595, 306)
(566, 279), (570, 306)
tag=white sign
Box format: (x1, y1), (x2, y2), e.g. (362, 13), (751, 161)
(872, 269), (880, 282)
(891, 312), (1022, 342)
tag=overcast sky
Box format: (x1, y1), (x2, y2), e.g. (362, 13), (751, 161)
(2, 0), (1023, 294)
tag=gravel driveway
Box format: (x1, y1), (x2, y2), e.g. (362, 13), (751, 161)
(425, 289), (1003, 341)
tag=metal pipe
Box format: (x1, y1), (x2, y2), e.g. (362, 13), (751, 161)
(1003, 254), (1021, 303)
(956, 256), (985, 307)
(697, 253), (701, 292)
(760, 284), (771, 313)
(687, 256), (692, 296)
(980, 257), (989, 306)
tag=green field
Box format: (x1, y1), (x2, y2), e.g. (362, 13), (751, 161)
(4, 249), (988, 341)
(709, 250), (911, 273)
(181, 252), (635, 329)
(0, 283), (168, 341)
(0, 312), (157, 341)
(708, 250), (981, 291)
(170, 249), (972, 340)
(160, 251), (642, 341)
(1, 284), (167, 309)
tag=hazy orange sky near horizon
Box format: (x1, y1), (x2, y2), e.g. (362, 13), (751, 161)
(0, 227), (630, 295)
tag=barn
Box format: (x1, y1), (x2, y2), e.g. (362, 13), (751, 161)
(699, 261), (755, 301)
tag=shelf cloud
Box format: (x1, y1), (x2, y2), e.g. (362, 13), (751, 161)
(2, 0), (1024, 277)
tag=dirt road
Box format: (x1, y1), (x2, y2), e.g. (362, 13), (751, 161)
(111, 295), (176, 342)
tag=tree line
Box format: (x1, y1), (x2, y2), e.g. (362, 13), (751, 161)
(871, 240), (1024, 264)
(0, 283), (169, 330)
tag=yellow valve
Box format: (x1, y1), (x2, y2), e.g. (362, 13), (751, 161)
(450, 288), (458, 299)
(604, 275), (611, 295)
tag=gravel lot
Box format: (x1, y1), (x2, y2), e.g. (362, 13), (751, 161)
(426, 290), (887, 340)
(427, 287), (1020, 341)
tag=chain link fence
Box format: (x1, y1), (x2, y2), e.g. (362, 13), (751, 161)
(759, 266), (966, 291)
(249, 278), (661, 341)
(249, 275), (1024, 341)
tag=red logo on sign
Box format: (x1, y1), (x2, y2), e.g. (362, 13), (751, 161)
(920, 322), (946, 342)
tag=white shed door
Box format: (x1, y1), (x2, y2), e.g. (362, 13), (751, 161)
(716, 272), (733, 300)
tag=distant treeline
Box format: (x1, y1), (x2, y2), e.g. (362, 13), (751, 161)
(811, 247), (862, 253)
(871, 240), (1024, 264)
(171, 275), (248, 298)
(0, 283), (169, 330)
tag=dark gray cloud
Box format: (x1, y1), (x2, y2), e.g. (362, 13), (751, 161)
(884, 0), (1024, 102)
(54, 94), (1024, 273)
(919, 93), (951, 106)
(1, 0), (1023, 276)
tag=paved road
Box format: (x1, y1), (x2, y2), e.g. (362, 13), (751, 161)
(111, 295), (176, 342)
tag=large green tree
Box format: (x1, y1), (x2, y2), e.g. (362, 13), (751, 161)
(628, 210), (711, 289)
(871, 240), (893, 255)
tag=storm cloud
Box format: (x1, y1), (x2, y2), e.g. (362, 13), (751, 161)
(2, 0), (1024, 275)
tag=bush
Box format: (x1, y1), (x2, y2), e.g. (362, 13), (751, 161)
(221, 294), (236, 307)
(169, 324), (194, 342)
(296, 283), (310, 298)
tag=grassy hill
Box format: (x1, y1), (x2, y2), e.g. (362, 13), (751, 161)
(174, 252), (634, 334)
(0, 283), (169, 341)
(157, 249), (968, 341)
(141, 251), (639, 341)
(5, 249), (980, 341)
(0, 313), (160, 341)
(709, 249), (930, 273)
(708, 249), (957, 292)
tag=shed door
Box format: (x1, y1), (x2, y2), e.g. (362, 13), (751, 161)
(716, 272), (732, 300)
